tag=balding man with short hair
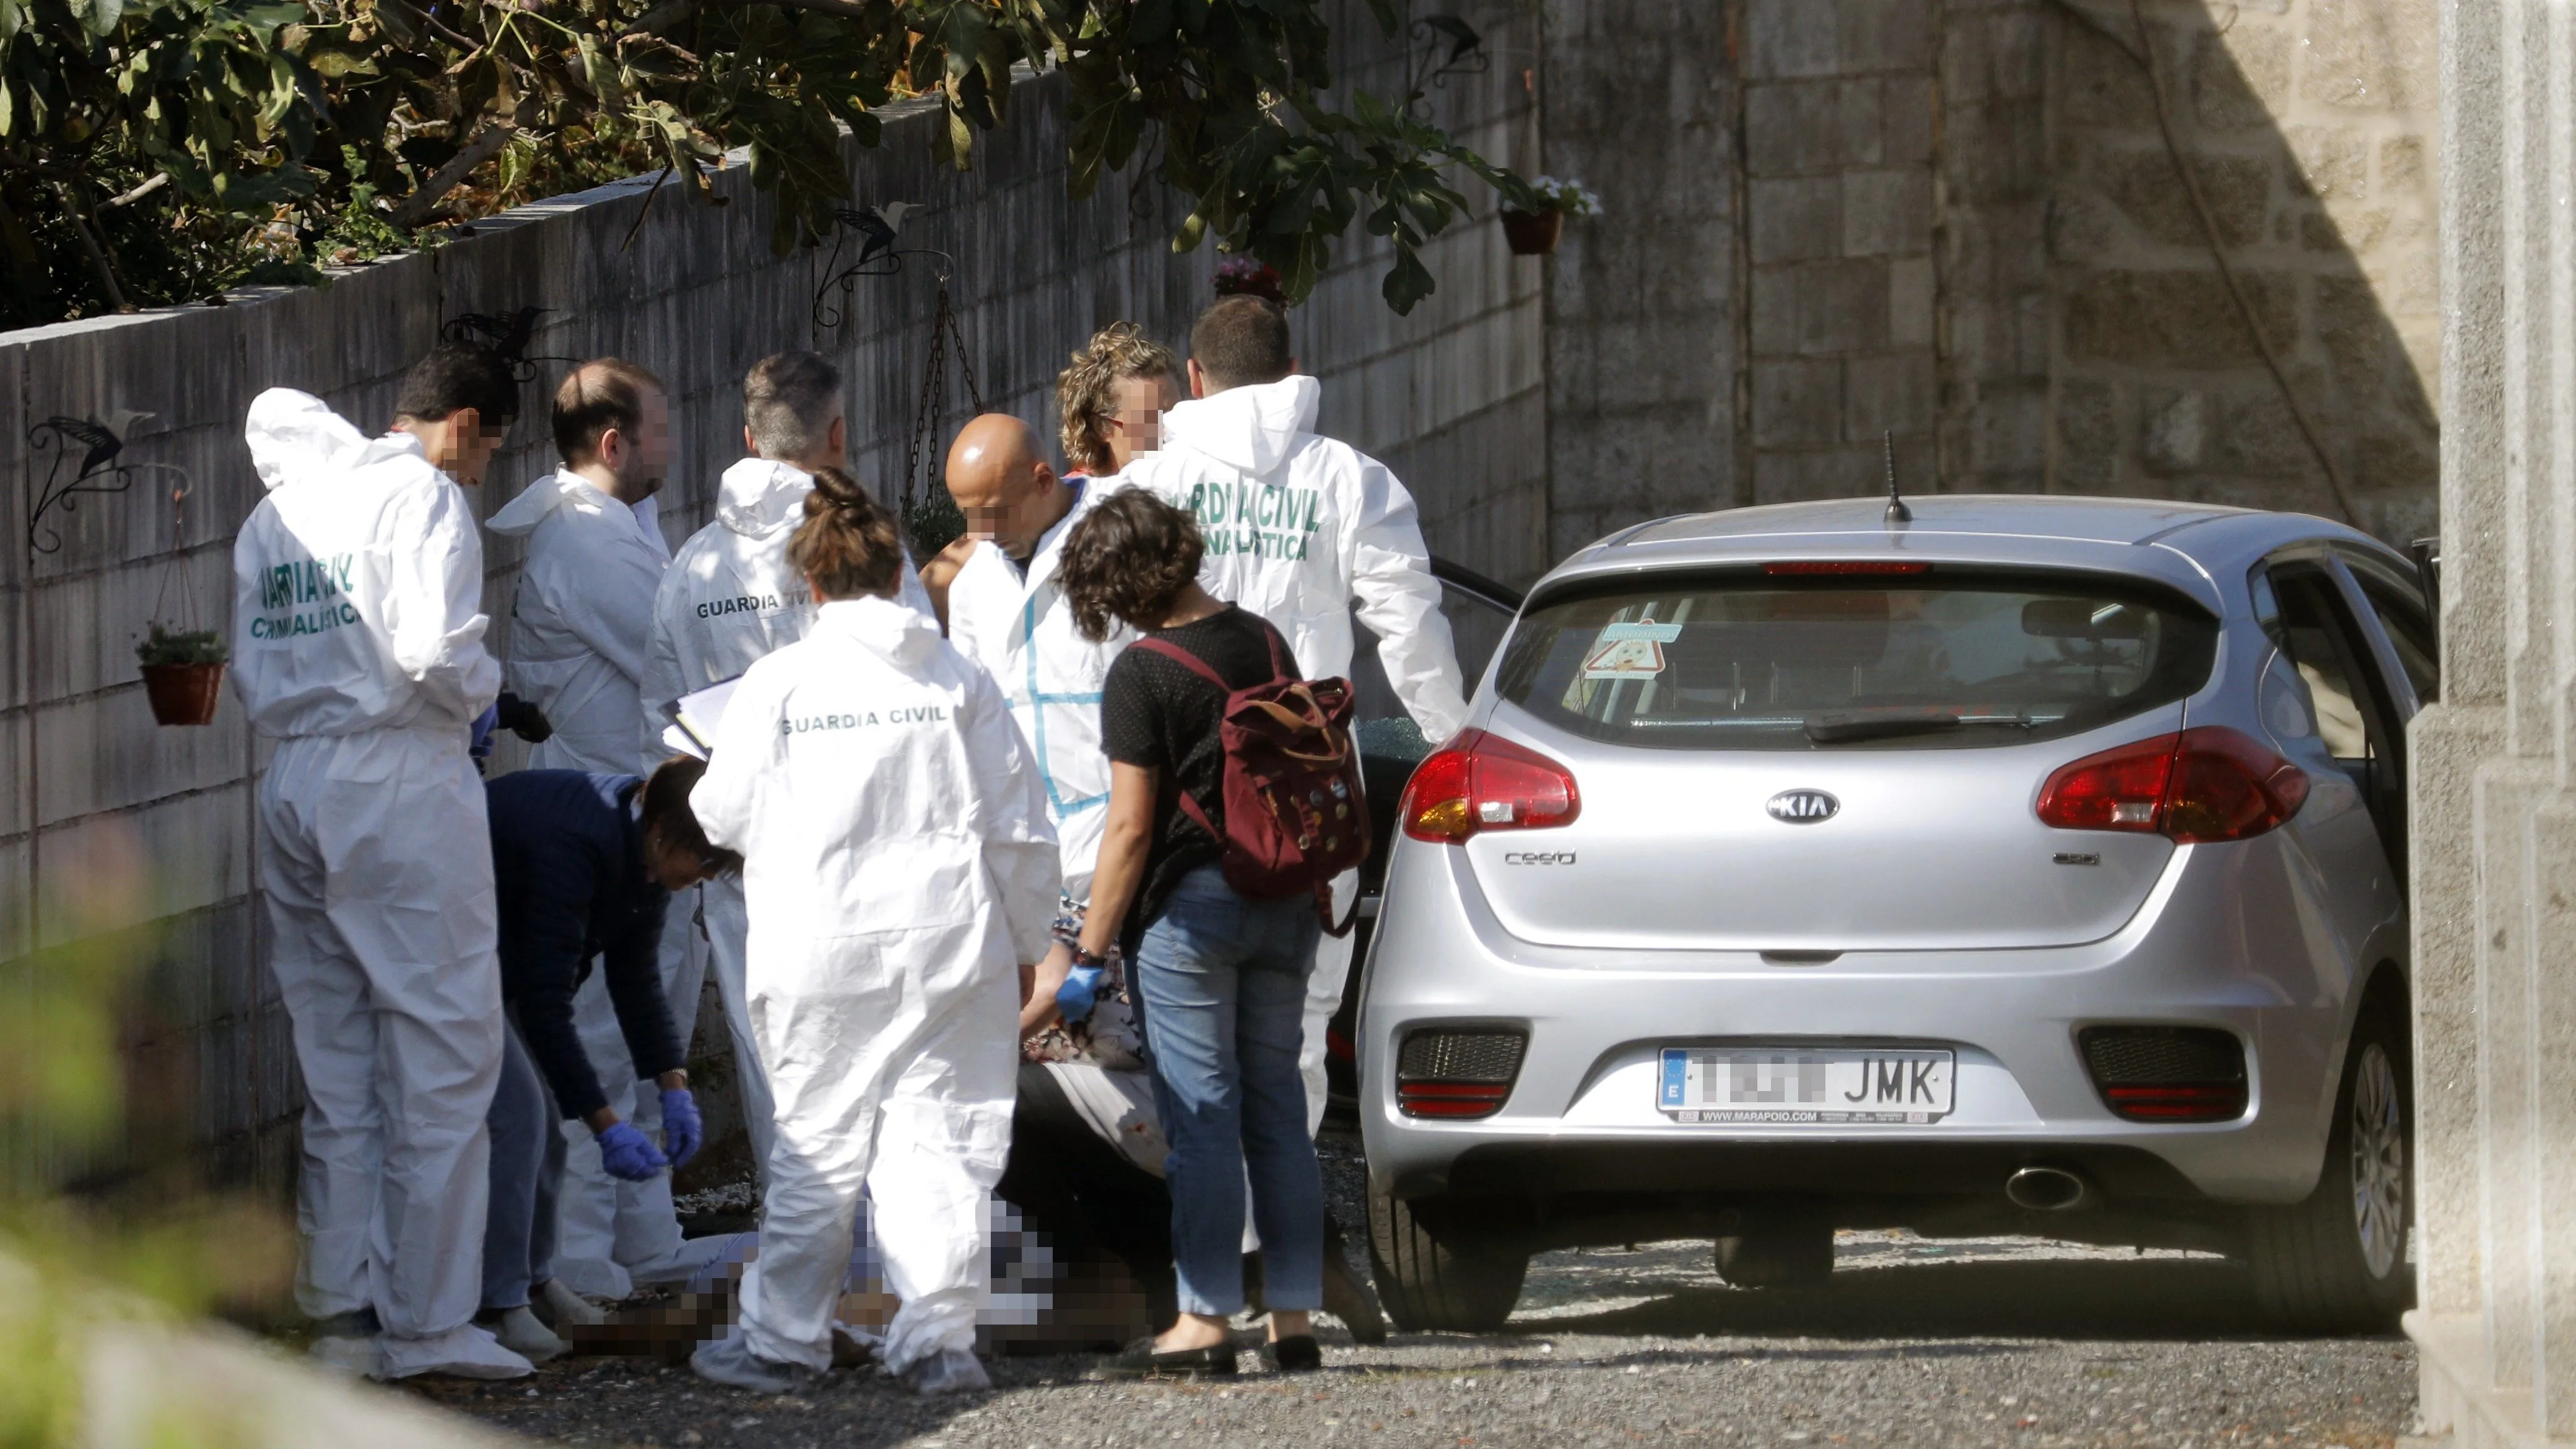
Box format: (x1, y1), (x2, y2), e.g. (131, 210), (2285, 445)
(939, 413), (1130, 1016)
(487, 357), (718, 1303)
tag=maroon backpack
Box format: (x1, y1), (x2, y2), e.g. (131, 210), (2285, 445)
(1134, 629), (1372, 935)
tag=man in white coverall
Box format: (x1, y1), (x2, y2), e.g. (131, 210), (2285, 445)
(640, 352), (937, 1185)
(1118, 295), (1470, 1132)
(233, 345), (533, 1380)
(938, 414), (1126, 991)
(688, 474), (1056, 1396)
(485, 358), (707, 1297)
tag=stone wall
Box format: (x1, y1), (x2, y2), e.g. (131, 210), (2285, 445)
(2047, 0), (2440, 541)
(2408, 0), (2576, 1440)
(1539, 0), (1744, 562)
(0, 6), (1540, 1196)
(1537, 0), (2441, 550)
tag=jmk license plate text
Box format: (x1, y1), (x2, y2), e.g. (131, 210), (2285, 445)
(1657, 1048), (1956, 1124)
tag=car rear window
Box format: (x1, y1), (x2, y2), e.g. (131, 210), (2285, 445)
(1492, 569), (2219, 751)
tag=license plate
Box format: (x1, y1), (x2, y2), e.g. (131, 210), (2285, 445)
(1657, 1047), (1956, 1124)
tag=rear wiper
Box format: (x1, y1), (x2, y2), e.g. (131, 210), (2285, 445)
(1803, 709), (1964, 744)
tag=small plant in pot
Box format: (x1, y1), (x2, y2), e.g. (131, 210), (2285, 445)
(136, 624), (228, 726)
(1500, 176), (1603, 256)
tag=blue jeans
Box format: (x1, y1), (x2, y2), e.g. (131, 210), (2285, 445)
(482, 1014), (564, 1311)
(1132, 866), (1325, 1318)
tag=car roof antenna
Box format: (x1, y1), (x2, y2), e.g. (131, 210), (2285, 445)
(1882, 430), (1913, 526)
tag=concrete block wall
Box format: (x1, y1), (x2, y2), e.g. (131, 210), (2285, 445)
(1540, 0), (1743, 563)
(2047, 0), (2440, 541)
(1535, 0), (2440, 552)
(0, 2), (1540, 1197)
(1740, 0), (1941, 506)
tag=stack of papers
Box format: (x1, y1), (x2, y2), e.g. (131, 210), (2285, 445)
(661, 677), (739, 760)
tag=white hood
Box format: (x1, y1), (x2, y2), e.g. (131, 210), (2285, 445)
(818, 593), (941, 669)
(716, 458), (815, 539)
(487, 467), (638, 538)
(243, 388), (414, 492)
(1160, 375), (1320, 477)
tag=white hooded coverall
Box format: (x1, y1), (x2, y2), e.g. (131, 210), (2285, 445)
(690, 594), (1057, 1374)
(485, 468), (705, 1295)
(941, 477), (1132, 902)
(1116, 375), (1470, 1129)
(638, 458), (820, 1181)
(234, 389), (515, 1377)
(640, 458), (942, 1183)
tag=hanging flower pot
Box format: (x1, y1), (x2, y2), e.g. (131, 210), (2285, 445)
(136, 624), (228, 727)
(1501, 207), (1562, 256)
(1500, 176), (1603, 257)
(142, 662), (227, 726)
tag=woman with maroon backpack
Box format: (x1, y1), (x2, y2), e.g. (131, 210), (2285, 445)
(1058, 488), (1367, 1379)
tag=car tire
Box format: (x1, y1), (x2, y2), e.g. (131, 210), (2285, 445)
(1365, 1184), (1526, 1333)
(2245, 999), (2415, 1333)
(1715, 1205), (1834, 1289)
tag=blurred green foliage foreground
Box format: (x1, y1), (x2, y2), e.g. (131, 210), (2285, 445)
(0, 822), (503, 1446)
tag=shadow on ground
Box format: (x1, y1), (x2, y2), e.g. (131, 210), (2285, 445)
(1521, 1254), (2284, 1342)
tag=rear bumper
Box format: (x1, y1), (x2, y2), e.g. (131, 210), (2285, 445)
(1357, 834), (2402, 1212)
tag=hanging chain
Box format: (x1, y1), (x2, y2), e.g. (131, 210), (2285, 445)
(899, 279), (988, 519)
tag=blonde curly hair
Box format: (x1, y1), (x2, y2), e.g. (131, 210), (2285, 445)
(1057, 322), (1180, 475)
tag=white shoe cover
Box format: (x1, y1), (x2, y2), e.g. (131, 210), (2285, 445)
(537, 1277), (608, 1328)
(690, 1334), (806, 1395)
(902, 1346), (991, 1397)
(376, 1323), (536, 1380)
(309, 1334), (383, 1379)
(486, 1306), (567, 1363)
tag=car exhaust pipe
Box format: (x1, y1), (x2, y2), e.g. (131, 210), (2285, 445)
(2004, 1165), (2089, 1212)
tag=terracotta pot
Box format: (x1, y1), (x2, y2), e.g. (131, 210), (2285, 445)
(1501, 206), (1563, 256)
(142, 662), (224, 726)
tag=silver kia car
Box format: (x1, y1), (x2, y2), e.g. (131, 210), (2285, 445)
(1355, 495), (2437, 1334)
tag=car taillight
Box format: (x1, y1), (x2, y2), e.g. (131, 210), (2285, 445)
(2079, 1027), (2248, 1123)
(1401, 729), (1581, 844)
(2035, 726), (2308, 843)
(1395, 1030), (1526, 1120)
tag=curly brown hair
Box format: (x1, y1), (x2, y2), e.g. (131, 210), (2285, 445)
(1058, 488), (1206, 643)
(786, 467), (905, 600)
(1056, 323), (1180, 475)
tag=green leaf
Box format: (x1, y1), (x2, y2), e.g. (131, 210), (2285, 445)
(1380, 244), (1432, 314)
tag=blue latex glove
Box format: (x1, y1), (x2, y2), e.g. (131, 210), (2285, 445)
(595, 1120), (668, 1181)
(468, 703), (500, 760)
(1055, 964), (1107, 1025)
(659, 1086), (702, 1168)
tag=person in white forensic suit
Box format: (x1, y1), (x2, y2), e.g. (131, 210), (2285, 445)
(638, 352), (936, 1185)
(232, 346), (533, 1381)
(939, 414), (1126, 978)
(1114, 295), (1470, 1134)
(484, 358), (710, 1297)
(688, 468), (1056, 1397)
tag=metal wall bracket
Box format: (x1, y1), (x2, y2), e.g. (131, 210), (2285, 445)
(27, 412), (190, 556)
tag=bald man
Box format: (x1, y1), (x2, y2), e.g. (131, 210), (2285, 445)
(934, 416), (1128, 1013)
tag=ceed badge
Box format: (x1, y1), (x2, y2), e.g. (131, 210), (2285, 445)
(1766, 788), (1840, 824)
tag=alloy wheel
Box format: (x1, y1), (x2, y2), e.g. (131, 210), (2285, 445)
(2348, 1042), (2406, 1279)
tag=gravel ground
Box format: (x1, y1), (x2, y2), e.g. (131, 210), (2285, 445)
(405, 1131), (2420, 1449)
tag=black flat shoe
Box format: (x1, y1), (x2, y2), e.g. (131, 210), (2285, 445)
(1100, 1336), (1238, 1380)
(1259, 1334), (1322, 1373)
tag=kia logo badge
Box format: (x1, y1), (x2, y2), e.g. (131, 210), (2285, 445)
(1767, 789), (1840, 824)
